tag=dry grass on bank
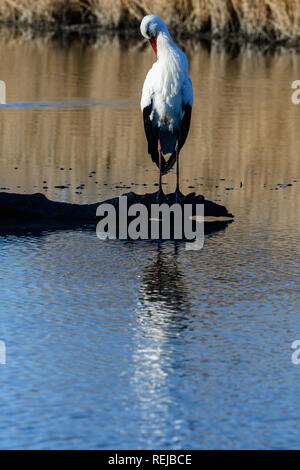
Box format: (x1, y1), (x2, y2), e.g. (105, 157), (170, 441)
(0, 0), (300, 43)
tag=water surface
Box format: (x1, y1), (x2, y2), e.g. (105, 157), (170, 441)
(0, 35), (299, 449)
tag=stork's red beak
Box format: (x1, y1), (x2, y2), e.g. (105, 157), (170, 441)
(149, 38), (157, 56)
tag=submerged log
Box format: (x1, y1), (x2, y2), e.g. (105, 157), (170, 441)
(99, 190), (233, 218)
(0, 190), (233, 235)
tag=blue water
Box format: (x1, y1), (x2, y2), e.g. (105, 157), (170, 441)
(0, 211), (299, 449)
(0, 37), (300, 449)
(0, 99), (138, 108)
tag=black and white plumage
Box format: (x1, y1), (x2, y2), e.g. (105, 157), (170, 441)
(140, 15), (193, 197)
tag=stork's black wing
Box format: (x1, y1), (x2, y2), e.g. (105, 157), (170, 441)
(143, 102), (167, 172)
(163, 103), (192, 174)
(179, 103), (192, 151)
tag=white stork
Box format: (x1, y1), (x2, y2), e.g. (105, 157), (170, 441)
(140, 15), (193, 200)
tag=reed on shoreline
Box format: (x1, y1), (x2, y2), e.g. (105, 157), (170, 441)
(0, 1), (300, 44)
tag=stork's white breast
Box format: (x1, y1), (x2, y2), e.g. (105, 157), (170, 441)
(141, 46), (193, 132)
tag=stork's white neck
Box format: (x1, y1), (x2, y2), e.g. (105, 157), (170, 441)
(156, 32), (176, 59)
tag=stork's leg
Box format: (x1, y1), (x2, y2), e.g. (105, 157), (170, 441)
(175, 140), (182, 202)
(158, 137), (162, 192)
(157, 132), (163, 202)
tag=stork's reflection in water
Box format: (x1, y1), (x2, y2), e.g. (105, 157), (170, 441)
(129, 224), (231, 446)
(138, 243), (190, 329)
(130, 244), (192, 447)
(135, 221), (231, 333)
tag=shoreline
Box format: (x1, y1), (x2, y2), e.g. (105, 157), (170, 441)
(0, 24), (299, 52)
(0, 0), (300, 49)
(0, 20), (300, 51)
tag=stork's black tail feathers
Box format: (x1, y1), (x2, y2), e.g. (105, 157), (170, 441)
(162, 152), (177, 175)
(143, 102), (192, 176)
(149, 149), (167, 174)
(150, 149), (177, 175)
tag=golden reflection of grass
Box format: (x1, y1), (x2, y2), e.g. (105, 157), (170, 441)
(0, 36), (299, 229)
(1, 1), (300, 42)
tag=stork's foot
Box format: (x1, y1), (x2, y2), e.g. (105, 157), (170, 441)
(155, 188), (167, 203)
(175, 188), (184, 203)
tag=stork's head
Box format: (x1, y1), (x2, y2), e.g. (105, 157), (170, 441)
(140, 15), (169, 56)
